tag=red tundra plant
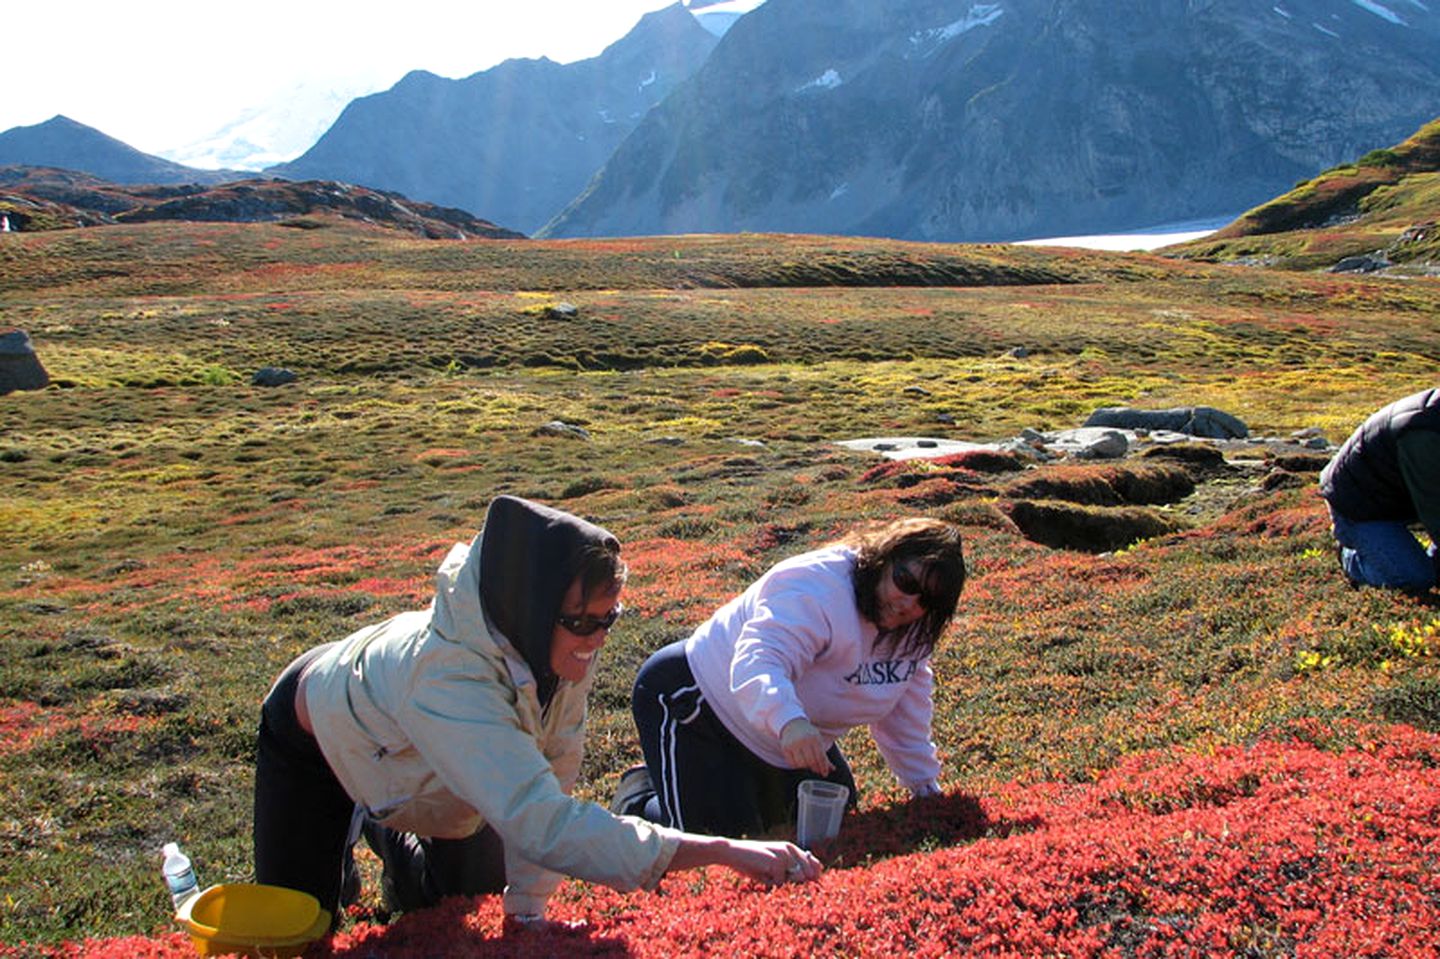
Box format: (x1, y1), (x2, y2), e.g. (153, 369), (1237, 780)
(12, 721), (1440, 958)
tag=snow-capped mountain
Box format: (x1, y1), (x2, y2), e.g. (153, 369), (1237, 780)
(158, 79), (382, 172)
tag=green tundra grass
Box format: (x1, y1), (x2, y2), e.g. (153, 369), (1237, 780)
(1, 220), (1438, 946)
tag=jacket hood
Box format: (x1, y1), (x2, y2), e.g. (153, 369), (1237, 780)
(434, 496), (619, 702)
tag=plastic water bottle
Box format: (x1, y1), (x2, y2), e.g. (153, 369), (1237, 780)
(161, 842), (199, 909)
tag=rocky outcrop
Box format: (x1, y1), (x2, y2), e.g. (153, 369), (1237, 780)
(0, 330), (49, 394)
(1083, 406), (1249, 440)
(0, 169), (524, 239)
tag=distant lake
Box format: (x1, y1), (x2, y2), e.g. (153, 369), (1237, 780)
(1016, 215), (1236, 252)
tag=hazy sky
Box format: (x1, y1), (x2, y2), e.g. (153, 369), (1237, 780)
(3, 1), (694, 156)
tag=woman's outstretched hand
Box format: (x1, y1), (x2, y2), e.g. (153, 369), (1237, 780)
(669, 834), (822, 886)
(502, 913), (589, 936)
(779, 717), (834, 775)
(721, 837), (823, 886)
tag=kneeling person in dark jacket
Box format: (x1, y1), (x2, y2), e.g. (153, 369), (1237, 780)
(1320, 387), (1440, 591)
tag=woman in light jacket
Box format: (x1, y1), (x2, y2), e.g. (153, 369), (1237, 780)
(253, 496), (818, 935)
(615, 517), (965, 838)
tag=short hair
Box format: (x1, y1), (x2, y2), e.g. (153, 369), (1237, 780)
(846, 517), (966, 656)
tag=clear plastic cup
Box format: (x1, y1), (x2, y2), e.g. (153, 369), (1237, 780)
(795, 779), (849, 848)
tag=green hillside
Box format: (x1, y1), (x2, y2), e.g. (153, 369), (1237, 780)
(1167, 117), (1440, 272)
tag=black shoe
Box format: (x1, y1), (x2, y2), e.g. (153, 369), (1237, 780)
(609, 764), (655, 817)
(360, 818), (415, 914)
(340, 845), (361, 908)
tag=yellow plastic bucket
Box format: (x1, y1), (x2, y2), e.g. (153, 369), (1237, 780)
(176, 883), (330, 958)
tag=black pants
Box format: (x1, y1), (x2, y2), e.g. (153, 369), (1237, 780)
(253, 643), (506, 917)
(630, 640), (855, 837)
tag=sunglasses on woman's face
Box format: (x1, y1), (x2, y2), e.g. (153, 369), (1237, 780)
(890, 564), (934, 607)
(556, 603), (624, 637)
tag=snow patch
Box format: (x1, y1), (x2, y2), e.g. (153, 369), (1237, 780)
(1017, 215), (1234, 252)
(829, 183), (850, 201)
(797, 69), (843, 93)
(1350, 0), (1407, 23)
(1273, 5), (1292, 18)
(686, 0), (766, 38)
(1312, 21), (1341, 36)
(910, 3), (1005, 53)
(639, 69), (657, 90)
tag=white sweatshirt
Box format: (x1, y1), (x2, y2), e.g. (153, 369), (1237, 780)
(684, 546), (942, 793)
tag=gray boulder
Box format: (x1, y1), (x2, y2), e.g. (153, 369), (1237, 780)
(1084, 406), (1249, 440)
(0, 331), (49, 394)
(533, 420), (592, 440)
(1046, 427), (1130, 460)
(252, 366), (297, 387)
(1330, 253), (1390, 274)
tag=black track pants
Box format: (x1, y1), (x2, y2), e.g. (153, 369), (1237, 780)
(630, 640), (854, 837)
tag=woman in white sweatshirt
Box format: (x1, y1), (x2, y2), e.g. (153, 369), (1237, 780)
(614, 517), (966, 837)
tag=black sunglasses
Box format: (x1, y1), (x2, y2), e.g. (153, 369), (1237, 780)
(556, 603), (624, 637)
(890, 564), (934, 607)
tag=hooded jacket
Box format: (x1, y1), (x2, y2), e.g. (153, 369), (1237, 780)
(303, 497), (679, 915)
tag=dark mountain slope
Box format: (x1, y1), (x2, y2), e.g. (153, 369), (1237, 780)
(541, 0), (1440, 242)
(0, 116), (245, 186)
(269, 3), (718, 235)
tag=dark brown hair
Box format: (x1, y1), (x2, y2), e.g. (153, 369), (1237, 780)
(572, 540), (628, 606)
(846, 516), (966, 656)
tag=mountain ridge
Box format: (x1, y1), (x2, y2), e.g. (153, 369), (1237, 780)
(0, 115), (248, 186)
(266, 2), (719, 235)
(541, 0), (1440, 242)
(0, 166), (522, 239)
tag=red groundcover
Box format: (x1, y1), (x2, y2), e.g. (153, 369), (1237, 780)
(11, 721), (1440, 958)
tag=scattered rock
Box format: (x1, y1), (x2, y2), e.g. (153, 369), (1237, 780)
(547, 302), (579, 319)
(252, 366), (297, 387)
(1330, 253), (1391, 274)
(1007, 346), (1030, 359)
(0, 330), (50, 395)
(1046, 428), (1130, 459)
(533, 420), (591, 440)
(1083, 406), (1249, 440)
(903, 385), (931, 396)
